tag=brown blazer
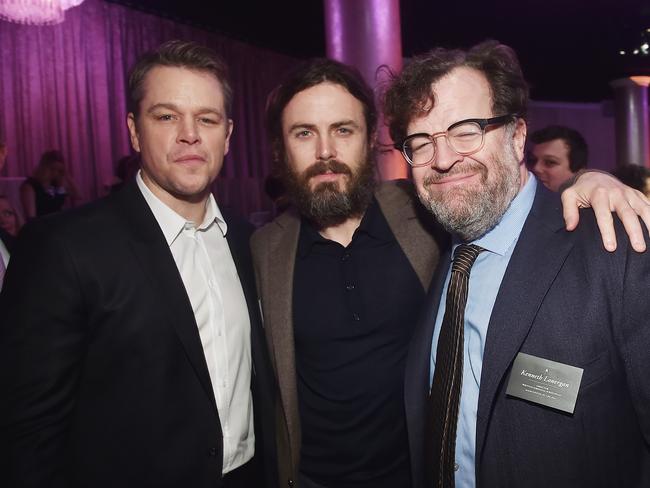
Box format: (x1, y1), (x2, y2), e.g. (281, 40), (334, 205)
(250, 179), (445, 488)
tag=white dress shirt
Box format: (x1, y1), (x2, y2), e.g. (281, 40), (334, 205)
(137, 172), (254, 474)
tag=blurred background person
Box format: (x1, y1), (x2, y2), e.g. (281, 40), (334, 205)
(528, 125), (588, 191)
(107, 154), (140, 195)
(20, 150), (79, 219)
(0, 194), (17, 290)
(612, 164), (650, 197)
(0, 195), (21, 237)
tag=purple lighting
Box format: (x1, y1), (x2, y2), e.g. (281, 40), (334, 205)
(0, 0), (84, 26)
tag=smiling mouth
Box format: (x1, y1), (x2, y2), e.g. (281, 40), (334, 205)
(429, 172), (477, 185)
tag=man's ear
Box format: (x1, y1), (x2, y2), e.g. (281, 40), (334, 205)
(223, 118), (234, 156)
(127, 113), (141, 153)
(512, 118), (527, 162)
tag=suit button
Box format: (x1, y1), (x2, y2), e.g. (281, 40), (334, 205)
(287, 479), (294, 487)
(208, 447), (217, 457)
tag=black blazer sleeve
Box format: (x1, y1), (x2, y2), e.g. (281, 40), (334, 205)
(0, 218), (86, 487)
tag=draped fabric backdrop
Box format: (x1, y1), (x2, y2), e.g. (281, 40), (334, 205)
(0, 0), (299, 217)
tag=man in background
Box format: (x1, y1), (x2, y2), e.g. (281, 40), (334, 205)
(0, 40), (275, 488)
(528, 125), (588, 191)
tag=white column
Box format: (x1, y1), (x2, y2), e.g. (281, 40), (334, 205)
(610, 76), (650, 167)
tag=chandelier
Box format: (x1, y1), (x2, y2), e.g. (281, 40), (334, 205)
(0, 0), (85, 25)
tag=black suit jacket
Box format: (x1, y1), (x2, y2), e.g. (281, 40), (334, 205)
(405, 186), (650, 488)
(0, 181), (277, 488)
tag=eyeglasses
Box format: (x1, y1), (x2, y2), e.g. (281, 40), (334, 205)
(395, 114), (516, 167)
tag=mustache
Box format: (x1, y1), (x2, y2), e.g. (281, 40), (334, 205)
(422, 160), (485, 185)
(302, 159), (353, 180)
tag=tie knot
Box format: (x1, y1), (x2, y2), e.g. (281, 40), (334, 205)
(451, 243), (484, 276)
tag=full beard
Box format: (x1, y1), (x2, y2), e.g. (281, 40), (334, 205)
(418, 144), (521, 242)
(282, 157), (376, 229)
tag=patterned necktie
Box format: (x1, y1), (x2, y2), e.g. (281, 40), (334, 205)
(426, 243), (484, 488)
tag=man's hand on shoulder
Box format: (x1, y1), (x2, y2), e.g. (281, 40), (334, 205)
(561, 169), (650, 252)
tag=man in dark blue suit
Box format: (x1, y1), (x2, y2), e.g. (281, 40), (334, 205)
(385, 41), (650, 488)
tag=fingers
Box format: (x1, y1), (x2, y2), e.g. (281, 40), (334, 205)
(590, 187), (618, 252)
(560, 187), (581, 232)
(619, 187), (650, 252)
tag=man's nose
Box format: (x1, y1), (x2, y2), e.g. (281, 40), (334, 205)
(177, 119), (200, 144)
(316, 134), (337, 161)
(430, 135), (463, 171)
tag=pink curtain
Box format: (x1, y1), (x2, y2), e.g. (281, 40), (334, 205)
(0, 0), (299, 217)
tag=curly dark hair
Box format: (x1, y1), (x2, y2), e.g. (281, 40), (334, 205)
(265, 58), (377, 172)
(384, 40), (529, 144)
(128, 40), (232, 118)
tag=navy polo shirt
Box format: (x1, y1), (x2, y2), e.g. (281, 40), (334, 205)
(293, 197), (425, 488)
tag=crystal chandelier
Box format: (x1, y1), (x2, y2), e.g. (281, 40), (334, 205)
(0, 0), (85, 25)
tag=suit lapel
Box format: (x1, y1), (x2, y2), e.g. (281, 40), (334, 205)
(262, 211), (302, 450)
(475, 188), (575, 465)
(376, 181), (445, 291)
(114, 182), (217, 409)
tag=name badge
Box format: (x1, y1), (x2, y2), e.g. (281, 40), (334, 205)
(506, 352), (583, 414)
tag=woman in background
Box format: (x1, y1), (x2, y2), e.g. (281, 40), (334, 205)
(20, 150), (79, 219)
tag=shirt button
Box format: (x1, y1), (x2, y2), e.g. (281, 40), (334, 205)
(352, 313), (360, 321)
(346, 284), (355, 291)
(454, 463), (459, 472)
(208, 447), (217, 457)
(287, 480), (294, 487)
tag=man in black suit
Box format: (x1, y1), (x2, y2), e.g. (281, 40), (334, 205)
(385, 41), (650, 487)
(0, 40), (276, 488)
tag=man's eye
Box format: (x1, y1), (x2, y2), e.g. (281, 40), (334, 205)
(156, 114), (175, 121)
(199, 117), (217, 125)
(296, 130), (312, 138)
(337, 127), (352, 135)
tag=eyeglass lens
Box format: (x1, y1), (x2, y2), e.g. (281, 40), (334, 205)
(403, 121), (484, 166)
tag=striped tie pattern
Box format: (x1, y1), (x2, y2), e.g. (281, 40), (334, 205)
(426, 243), (484, 488)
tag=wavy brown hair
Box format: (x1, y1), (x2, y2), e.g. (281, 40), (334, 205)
(384, 40), (529, 145)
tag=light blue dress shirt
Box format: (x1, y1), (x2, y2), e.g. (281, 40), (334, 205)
(430, 173), (537, 487)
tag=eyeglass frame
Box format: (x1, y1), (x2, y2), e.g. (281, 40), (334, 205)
(394, 114), (518, 167)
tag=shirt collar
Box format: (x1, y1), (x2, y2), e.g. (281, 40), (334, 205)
(453, 171), (537, 257)
(136, 170), (227, 247)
